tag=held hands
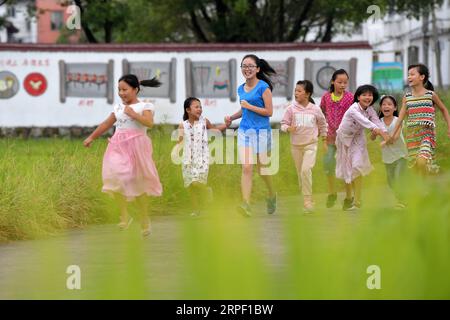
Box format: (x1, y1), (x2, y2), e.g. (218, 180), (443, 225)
(370, 130), (378, 141)
(287, 126), (297, 133)
(124, 105), (138, 119)
(224, 116), (232, 127)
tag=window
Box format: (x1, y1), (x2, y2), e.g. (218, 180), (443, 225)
(408, 46), (419, 65)
(51, 11), (64, 31)
(7, 6), (16, 18)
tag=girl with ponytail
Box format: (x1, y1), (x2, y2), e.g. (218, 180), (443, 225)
(225, 54), (277, 216)
(83, 74), (163, 237)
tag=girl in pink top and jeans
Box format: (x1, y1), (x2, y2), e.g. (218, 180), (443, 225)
(320, 69), (354, 208)
(281, 80), (327, 213)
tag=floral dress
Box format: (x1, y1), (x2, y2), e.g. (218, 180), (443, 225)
(182, 116), (209, 187)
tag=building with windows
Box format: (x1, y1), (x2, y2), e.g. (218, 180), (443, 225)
(36, 0), (74, 43)
(0, 0), (37, 43)
(1, 0), (78, 44)
(333, 0), (450, 88)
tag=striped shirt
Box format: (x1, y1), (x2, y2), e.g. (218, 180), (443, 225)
(405, 91), (435, 128)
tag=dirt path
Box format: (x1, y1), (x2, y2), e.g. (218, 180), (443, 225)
(0, 192), (395, 299)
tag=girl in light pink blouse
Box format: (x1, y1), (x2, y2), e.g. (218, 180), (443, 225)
(281, 80), (327, 213)
(335, 85), (389, 211)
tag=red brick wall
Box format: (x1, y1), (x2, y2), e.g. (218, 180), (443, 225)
(36, 0), (72, 43)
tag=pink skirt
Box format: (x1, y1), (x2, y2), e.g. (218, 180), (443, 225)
(102, 128), (162, 201)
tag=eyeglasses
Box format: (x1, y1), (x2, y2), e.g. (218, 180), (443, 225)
(240, 64), (257, 70)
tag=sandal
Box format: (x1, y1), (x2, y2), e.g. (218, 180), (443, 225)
(117, 217), (133, 230)
(142, 225), (152, 237)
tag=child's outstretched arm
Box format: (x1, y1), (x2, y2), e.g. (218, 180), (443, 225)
(225, 109), (242, 126)
(432, 92), (450, 138)
(83, 113), (116, 147)
(390, 97), (407, 143)
(177, 123), (184, 144)
(206, 118), (228, 131)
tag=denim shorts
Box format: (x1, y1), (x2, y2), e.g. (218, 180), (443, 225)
(323, 144), (337, 176)
(237, 128), (272, 154)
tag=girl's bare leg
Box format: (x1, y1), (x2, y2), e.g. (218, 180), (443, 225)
(345, 183), (353, 200)
(114, 193), (129, 224)
(240, 147), (254, 204)
(352, 176), (362, 206)
(136, 195), (150, 231)
(256, 154), (275, 198)
(327, 175), (336, 195)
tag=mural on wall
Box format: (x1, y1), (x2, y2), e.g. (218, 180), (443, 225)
(304, 58), (357, 97)
(185, 59), (237, 101)
(24, 73), (47, 97)
(58, 60), (114, 103)
(372, 62), (404, 93)
(268, 57), (296, 100)
(122, 59), (177, 103)
(0, 71), (20, 99)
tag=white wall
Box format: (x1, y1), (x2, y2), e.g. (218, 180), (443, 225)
(0, 47), (372, 127)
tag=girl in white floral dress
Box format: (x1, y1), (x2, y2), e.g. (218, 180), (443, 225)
(177, 97), (228, 216)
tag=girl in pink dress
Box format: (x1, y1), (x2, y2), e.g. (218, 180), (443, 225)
(335, 85), (389, 211)
(83, 74), (163, 237)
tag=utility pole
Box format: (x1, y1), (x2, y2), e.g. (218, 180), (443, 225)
(422, 11), (429, 66)
(431, 6), (443, 90)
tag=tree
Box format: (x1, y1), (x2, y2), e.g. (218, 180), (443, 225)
(59, 0), (445, 43)
(60, 0), (130, 43)
(118, 0), (443, 43)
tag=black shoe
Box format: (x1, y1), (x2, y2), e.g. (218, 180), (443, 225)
(342, 197), (355, 211)
(266, 193), (277, 215)
(326, 193), (337, 208)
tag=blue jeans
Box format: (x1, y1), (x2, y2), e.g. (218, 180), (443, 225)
(323, 144), (337, 176)
(385, 157), (407, 202)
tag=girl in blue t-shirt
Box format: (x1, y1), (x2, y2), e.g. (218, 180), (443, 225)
(225, 54), (277, 217)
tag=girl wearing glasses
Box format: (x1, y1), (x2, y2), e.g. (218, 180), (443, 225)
(225, 54), (277, 217)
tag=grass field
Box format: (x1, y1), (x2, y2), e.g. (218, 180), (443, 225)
(0, 93), (449, 299)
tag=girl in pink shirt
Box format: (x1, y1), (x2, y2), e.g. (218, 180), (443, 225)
(281, 80), (327, 213)
(320, 69), (354, 208)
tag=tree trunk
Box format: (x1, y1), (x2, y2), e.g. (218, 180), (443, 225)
(321, 13), (334, 42)
(278, 0), (285, 42)
(189, 10), (209, 43)
(74, 0), (98, 43)
(287, 0), (315, 42)
(104, 20), (112, 43)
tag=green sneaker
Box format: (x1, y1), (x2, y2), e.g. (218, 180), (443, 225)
(266, 193), (277, 215)
(237, 202), (252, 217)
(342, 197), (355, 211)
(326, 193), (337, 208)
